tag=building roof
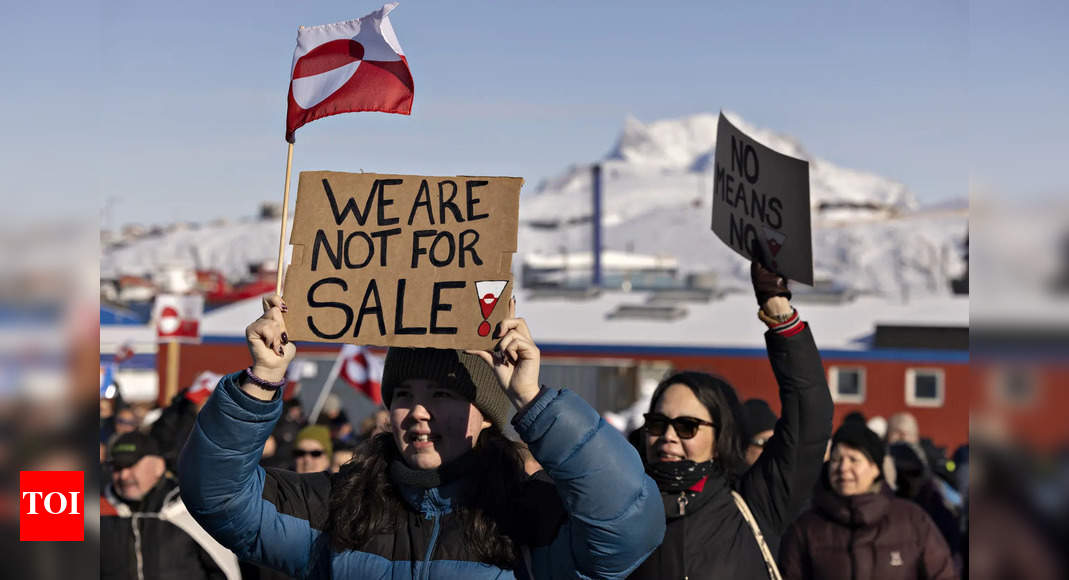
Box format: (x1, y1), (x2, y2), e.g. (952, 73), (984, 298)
(99, 290), (969, 354)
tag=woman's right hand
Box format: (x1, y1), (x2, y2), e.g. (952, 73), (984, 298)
(245, 294), (296, 384)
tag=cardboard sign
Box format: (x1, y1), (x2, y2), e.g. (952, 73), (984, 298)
(712, 113), (813, 285)
(283, 171), (522, 349)
(153, 294), (203, 343)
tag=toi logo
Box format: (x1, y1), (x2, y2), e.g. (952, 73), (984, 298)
(20, 471), (84, 541)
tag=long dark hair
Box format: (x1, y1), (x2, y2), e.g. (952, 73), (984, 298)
(327, 427), (527, 567)
(646, 371), (748, 480)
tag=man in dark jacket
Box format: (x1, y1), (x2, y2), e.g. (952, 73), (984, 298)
(101, 432), (239, 580)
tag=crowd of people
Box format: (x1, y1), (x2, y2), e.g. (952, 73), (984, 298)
(99, 363), (391, 579)
(98, 263), (975, 579)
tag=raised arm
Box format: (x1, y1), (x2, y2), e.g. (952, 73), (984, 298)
(739, 264), (834, 537)
(179, 296), (329, 579)
(468, 299), (666, 579)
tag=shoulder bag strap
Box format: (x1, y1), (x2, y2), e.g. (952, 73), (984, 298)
(731, 490), (784, 580)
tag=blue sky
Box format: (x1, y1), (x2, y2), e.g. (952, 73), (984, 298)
(3, 0), (1065, 227)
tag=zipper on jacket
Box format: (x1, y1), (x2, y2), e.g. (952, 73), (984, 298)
(131, 513), (145, 580)
(420, 513), (442, 580)
(678, 492), (688, 580)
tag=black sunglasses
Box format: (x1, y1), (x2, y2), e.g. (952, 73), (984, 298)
(293, 449), (325, 458)
(643, 413), (715, 440)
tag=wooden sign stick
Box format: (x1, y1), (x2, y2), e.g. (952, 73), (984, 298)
(274, 142), (295, 295)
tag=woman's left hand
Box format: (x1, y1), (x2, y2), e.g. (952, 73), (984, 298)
(468, 297), (543, 409)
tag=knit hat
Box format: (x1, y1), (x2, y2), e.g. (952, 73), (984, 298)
(741, 399), (777, 442)
(832, 422), (885, 478)
(381, 348), (511, 429)
(296, 425), (332, 456)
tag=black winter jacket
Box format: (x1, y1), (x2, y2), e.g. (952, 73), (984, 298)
(629, 325), (834, 580)
(150, 390), (200, 474)
(101, 476), (238, 580)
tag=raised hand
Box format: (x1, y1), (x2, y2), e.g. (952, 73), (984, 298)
(245, 294), (296, 386)
(751, 261), (792, 316)
(467, 297), (543, 409)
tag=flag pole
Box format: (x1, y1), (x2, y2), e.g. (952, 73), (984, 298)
(275, 142), (295, 295)
(309, 347), (345, 423)
(165, 340), (180, 403)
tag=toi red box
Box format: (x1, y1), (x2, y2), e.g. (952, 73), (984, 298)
(19, 471), (84, 541)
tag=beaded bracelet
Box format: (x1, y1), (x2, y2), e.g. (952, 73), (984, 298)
(242, 366), (287, 390)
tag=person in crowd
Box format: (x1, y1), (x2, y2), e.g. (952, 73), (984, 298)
(261, 398), (305, 470)
(841, 410), (867, 427)
(890, 441), (963, 566)
(867, 415), (888, 439)
(151, 378), (217, 474)
(293, 425), (332, 474)
(887, 412), (960, 506)
(886, 411), (919, 445)
(951, 444), (968, 494)
(100, 391), (125, 444)
(329, 414), (359, 448)
(628, 263), (833, 580)
(114, 407), (139, 436)
(317, 393), (346, 425)
(179, 295), (664, 579)
(129, 401), (157, 427)
(357, 408), (391, 440)
(102, 432), (240, 580)
(779, 423), (957, 580)
(741, 398), (778, 467)
(331, 441), (356, 474)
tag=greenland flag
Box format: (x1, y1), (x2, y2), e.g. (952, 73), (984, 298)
(285, 3), (413, 142)
(337, 344), (384, 405)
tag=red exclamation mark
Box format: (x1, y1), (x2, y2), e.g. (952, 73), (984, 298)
(474, 281), (508, 337)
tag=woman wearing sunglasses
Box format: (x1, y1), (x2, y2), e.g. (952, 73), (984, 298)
(629, 263), (834, 580)
(179, 295), (664, 579)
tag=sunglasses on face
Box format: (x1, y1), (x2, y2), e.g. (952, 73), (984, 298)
(293, 449), (325, 458)
(643, 413), (715, 440)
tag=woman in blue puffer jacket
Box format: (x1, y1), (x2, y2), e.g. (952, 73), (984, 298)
(179, 295), (664, 579)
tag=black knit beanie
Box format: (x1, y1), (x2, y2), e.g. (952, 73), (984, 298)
(742, 399), (778, 441)
(381, 348), (512, 429)
(832, 422), (886, 477)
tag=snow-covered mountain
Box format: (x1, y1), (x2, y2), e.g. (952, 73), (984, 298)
(519, 112), (964, 298)
(102, 112), (966, 299)
(522, 112), (916, 228)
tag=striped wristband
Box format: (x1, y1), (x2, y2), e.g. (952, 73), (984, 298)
(757, 308), (805, 336)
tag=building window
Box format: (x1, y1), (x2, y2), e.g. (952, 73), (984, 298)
(905, 368), (945, 407)
(828, 366), (865, 404)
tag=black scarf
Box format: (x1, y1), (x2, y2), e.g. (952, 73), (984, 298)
(646, 459), (715, 493)
(389, 450), (480, 489)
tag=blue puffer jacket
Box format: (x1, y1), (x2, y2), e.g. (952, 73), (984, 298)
(179, 373), (664, 579)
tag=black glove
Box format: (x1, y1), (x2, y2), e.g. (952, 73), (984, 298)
(751, 261), (791, 306)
